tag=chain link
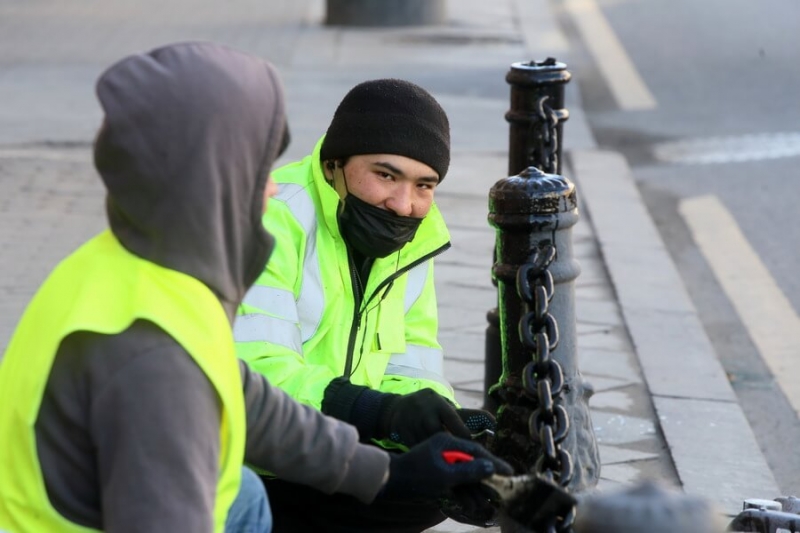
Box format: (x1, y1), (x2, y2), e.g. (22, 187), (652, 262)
(517, 242), (575, 532)
(526, 95), (560, 174)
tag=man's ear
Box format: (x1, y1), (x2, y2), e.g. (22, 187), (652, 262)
(322, 160), (336, 183)
(330, 163), (348, 200)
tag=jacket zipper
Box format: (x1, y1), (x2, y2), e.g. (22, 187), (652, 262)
(341, 241), (451, 378)
(343, 251), (363, 378)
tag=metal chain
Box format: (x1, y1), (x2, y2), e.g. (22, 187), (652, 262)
(517, 242), (575, 532)
(527, 95), (560, 174)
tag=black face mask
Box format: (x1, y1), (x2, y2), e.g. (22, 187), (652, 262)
(338, 194), (422, 258)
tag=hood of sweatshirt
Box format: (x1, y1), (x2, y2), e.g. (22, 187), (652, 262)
(93, 42), (288, 315)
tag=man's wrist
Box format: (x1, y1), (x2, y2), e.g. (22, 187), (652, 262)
(353, 388), (394, 441)
(321, 378), (367, 421)
(322, 378), (396, 441)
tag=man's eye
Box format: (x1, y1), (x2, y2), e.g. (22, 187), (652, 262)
(376, 172), (393, 179)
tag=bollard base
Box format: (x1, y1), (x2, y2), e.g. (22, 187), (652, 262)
(325, 0), (446, 27)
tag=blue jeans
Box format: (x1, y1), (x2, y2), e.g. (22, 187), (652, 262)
(225, 467), (272, 533)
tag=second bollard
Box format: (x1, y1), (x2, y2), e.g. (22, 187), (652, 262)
(488, 165), (600, 496)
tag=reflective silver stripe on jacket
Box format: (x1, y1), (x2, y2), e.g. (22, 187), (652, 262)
(404, 261), (430, 313)
(394, 262), (451, 389)
(386, 344), (451, 390)
(234, 183), (325, 353)
(233, 313), (302, 353)
(241, 285), (298, 322)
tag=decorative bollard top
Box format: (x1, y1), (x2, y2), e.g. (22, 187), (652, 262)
(506, 58), (571, 86)
(489, 166), (577, 216)
(573, 480), (727, 533)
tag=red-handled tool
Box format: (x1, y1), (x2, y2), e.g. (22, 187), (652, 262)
(442, 450), (475, 464)
(440, 450), (577, 516)
(442, 450), (528, 501)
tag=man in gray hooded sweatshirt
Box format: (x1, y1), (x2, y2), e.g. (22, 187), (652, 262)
(0, 42), (511, 533)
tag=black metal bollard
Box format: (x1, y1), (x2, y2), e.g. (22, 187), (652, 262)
(325, 0), (446, 26)
(506, 58), (571, 176)
(488, 165), (599, 499)
(484, 59), (572, 413)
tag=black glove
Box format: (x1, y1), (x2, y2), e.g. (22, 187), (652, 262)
(457, 408), (496, 435)
(381, 433), (513, 502)
(378, 389), (471, 447)
(441, 409), (500, 527)
(322, 379), (486, 446)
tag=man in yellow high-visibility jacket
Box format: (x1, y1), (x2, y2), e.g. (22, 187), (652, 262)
(0, 44), (511, 533)
(235, 79), (500, 531)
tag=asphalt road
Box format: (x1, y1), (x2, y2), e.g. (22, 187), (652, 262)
(554, 0), (800, 495)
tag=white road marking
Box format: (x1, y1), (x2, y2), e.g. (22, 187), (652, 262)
(563, 0), (657, 111)
(680, 195), (800, 419)
(653, 132), (800, 164)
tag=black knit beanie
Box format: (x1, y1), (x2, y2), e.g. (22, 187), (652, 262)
(320, 79), (451, 180)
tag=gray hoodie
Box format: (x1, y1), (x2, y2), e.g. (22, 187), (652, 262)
(34, 42), (388, 533)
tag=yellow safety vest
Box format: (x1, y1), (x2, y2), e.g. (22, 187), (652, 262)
(0, 230), (245, 533)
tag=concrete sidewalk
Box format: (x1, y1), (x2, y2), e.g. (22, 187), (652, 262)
(0, 0), (782, 529)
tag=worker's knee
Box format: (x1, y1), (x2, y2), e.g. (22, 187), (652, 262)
(225, 467), (272, 533)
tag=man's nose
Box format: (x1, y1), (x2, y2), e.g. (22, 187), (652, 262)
(385, 186), (414, 217)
